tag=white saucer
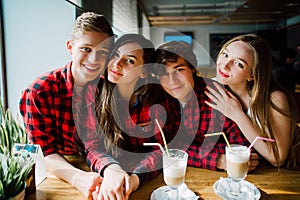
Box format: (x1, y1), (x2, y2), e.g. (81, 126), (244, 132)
(213, 177), (261, 200)
(151, 183), (199, 200)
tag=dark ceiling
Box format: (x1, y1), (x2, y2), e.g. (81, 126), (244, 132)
(137, 0), (300, 27)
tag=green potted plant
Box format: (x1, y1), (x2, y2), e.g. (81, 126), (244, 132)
(0, 101), (27, 155)
(0, 100), (34, 200)
(0, 153), (34, 200)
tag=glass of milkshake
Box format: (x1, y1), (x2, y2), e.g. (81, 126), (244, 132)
(225, 144), (250, 198)
(162, 149), (188, 199)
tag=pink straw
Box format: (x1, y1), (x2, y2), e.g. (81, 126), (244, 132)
(248, 136), (275, 150)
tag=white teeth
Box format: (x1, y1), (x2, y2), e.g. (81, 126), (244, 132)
(85, 66), (98, 70)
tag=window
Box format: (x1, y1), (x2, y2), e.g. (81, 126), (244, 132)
(0, 1), (7, 108)
(164, 32), (194, 45)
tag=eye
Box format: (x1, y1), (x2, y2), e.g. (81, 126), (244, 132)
(98, 50), (109, 56)
(175, 65), (189, 73)
(80, 47), (92, 53)
(233, 60), (244, 69)
(125, 58), (135, 65)
(222, 52), (228, 58)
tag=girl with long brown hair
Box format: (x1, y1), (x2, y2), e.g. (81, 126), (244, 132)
(91, 34), (160, 199)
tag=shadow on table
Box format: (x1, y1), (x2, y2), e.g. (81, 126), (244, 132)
(260, 189), (300, 200)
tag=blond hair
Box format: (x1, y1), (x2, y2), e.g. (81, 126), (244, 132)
(70, 12), (114, 42)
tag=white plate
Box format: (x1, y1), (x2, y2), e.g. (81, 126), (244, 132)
(213, 177), (261, 200)
(150, 186), (175, 200)
(151, 184), (199, 200)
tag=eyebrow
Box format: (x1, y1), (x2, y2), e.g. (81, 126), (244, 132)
(126, 54), (138, 59)
(174, 64), (186, 68)
(164, 64), (187, 73)
(80, 43), (93, 47)
(224, 48), (249, 66)
(81, 43), (110, 50)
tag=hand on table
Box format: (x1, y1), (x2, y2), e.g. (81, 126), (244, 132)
(72, 171), (102, 200)
(92, 164), (137, 200)
(248, 153), (259, 172)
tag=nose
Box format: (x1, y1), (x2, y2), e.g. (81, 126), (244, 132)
(220, 59), (231, 71)
(87, 50), (99, 64)
(112, 57), (122, 69)
(167, 71), (178, 84)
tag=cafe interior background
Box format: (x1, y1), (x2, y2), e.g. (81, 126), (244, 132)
(1, 0), (300, 119)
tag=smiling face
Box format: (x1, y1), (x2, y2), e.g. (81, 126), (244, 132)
(158, 56), (195, 103)
(107, 42), (145, 85)
(68, 31), (113, 87)
(215, 41), (254, 90)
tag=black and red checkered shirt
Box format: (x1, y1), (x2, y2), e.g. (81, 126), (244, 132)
(77, 78), (164, 186)
(19, 65), (162, 186)
(155, 76), (250, 170)
(19, 62), (82, 157)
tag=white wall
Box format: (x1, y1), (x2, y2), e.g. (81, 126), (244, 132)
(2, 0), (75, 117)
(112, 0), (138, 35)
(141, 13), (151, 39)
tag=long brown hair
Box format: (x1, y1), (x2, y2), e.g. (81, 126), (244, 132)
(95, 34), (155, 157)
(217, 34), (299, 168)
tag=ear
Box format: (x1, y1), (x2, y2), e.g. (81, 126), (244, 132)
(191, 68), (196, 74)
(247, 74), (254, 81)
(140, 72), (147, 79)
(66, 40), (72, 54)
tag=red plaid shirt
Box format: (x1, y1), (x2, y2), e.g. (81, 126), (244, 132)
(78, 78), (163, 186)
(19, 62), (83, 156)
(155, 76), (250, 170)
(19, 64), (162, 186)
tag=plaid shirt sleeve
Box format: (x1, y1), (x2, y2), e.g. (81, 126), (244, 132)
(126, 97), (165, 186)
(19, 64), (79, 157)
(81, 116), (121, 177)
(19, 87), (58, 156)
(76, 82), (121, 177)
(84, 135), (120, 177)
(131, 150), (163, 188)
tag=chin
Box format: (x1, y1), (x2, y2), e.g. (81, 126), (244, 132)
(108, 76), (118, 84)
(216, 76), (226, 84)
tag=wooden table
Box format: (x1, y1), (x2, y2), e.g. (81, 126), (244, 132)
(27, 159), (300, 200)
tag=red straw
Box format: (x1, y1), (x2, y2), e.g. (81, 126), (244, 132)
(248, 136), (275, 150)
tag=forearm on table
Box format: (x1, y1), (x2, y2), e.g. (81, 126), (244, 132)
(44, 153), (86, 185)
(85, 150), (120, 176)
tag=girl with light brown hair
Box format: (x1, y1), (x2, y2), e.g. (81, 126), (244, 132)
(205, 34), (300, 170)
